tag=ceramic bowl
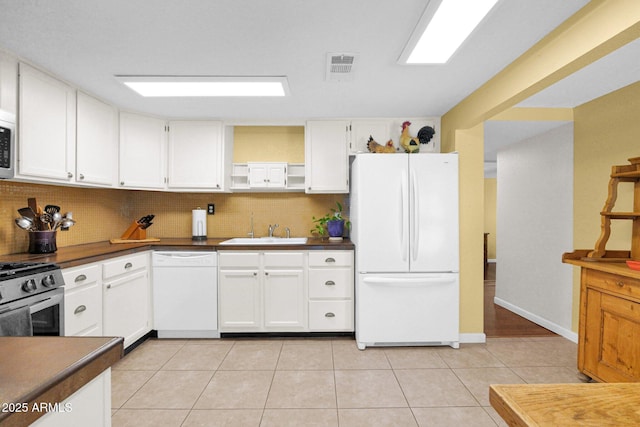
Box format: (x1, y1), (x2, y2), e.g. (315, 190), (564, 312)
(626, 260), (640, 271)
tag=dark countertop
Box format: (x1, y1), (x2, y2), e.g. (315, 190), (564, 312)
(0, 336), (123, 427)
(1, 237), (355, 268)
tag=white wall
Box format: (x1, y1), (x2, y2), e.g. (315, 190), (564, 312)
(495, 123), (575, 340)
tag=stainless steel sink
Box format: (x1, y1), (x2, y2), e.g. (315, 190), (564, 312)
(219, 237), (308, 245)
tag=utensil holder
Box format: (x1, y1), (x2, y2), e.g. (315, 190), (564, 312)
(28, 231), (57, 254)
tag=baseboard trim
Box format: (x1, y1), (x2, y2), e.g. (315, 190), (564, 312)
(493, 297), (578, 343)
(459, 333), (486, 344)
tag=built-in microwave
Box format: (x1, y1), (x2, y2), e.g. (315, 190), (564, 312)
(0, 110), (15, 179)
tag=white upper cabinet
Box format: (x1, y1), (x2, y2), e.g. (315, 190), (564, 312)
(305, 120), (350, 194)
(76, 92), (118, 186)
(349, 120), (393, 154)
(0, 51), (17, 115)
(350, 118), (441, 154)
(119, 112), (166, 189)
(167, 120), (228, 191)
(18, 63), (76, 182)
(248, 162), (287, 189)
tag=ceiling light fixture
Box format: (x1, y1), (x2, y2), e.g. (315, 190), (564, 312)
(400, 0), (499, 64)
(116, 76), (290, 97)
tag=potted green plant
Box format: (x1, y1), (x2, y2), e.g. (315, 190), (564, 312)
(311, 201), (351, 240)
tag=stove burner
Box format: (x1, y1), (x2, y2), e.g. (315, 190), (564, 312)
(0, 262), (60, 280)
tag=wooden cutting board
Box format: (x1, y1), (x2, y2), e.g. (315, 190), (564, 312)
(109, 238), (160, 244)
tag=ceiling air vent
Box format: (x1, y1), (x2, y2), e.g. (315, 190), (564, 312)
(326, 53), (357, 82)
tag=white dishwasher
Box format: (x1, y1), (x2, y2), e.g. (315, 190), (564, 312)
(152, 251), (219, 338)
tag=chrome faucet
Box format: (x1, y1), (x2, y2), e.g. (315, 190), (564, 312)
(247, 213), (254, 238)
(268, 223), (279, 237)
(285, 227), (291, 238)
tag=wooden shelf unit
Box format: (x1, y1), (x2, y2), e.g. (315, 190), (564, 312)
(563, 156), (640, 383)
(588, 156), (640, 261)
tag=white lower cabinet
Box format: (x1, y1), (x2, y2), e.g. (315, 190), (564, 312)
(218, 251), (306, 332)
(62, 264), (103, 337)
(219, 250), (353, 333)
(102, 253), (151, 348)
(264, 253), (306, 330)
(31, 368), (111, 427)
(308, 251), (354, 331)
(219, 267), (261, 330)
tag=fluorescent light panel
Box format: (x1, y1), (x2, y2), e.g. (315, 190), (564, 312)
(116, 76), (289, 97)
(402, 0), (498, 64)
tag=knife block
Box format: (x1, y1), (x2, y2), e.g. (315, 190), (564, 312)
(120, 220), (147, 240)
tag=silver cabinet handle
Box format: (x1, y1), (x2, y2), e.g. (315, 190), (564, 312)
(106, 284), (112, 289)
(74, 305), (87, 315)
(325, 280), (335, 286)
(74, 274), (87, 283)
(325, 312), (335, 318)
(67, 172), (73, 178)
(79, 174), (85, 180)
(253, 272), (258, 276)
(325, 257), (336, 263)
(265, 272), (269, 276)
(124, 262), (133, 269)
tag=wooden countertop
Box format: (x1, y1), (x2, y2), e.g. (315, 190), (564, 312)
(1, 237), (355, 268)
(0, 336), (123, 427)
(490, 383), (640, 426)
(562, 250), (640, 280)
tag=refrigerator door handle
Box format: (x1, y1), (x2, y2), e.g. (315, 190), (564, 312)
(410, 169), (419, 261)
(363, 277), (456, 287)
(400, 171), (408, 262)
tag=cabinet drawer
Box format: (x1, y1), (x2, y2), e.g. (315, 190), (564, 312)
(103, 253), (148, 280)
(309, 269), (353, 299)
(585, 269), (640, 301)
(64, 281), (102, 336)
(62, 264), (100, 291)
(309, 300), (353, 331)
(309, 251), (353, 267)
(219, 252), (260, 268)
(264, 252), (304, 268)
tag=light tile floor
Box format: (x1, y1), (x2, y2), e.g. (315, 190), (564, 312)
(111, 336), (581, 427)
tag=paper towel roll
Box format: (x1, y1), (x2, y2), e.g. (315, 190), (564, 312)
(192, 208), (207, 240)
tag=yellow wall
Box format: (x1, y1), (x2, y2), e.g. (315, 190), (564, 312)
(1, 180), (344, 256)
(233, 126), (304, 163)
(441, 124), (486, 334)
(571, 80), (640, 329)
(484, 178), (496, 259)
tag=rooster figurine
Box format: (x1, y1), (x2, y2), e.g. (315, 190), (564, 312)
(400, 121), (436, 153)
(367, 135), (396, 153)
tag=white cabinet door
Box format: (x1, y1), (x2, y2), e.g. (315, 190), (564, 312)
(264, 268), (306, 330)
(103, 269), (150, 347)
(76, 92), (118, 186)
(167, 120), (225, 190)
(218, 269), (261, 330)
(248, 162), (286, 189)
(349, 120), (394, 154)
(62, 264), (103, 337)
(119, 112), (166, 189)
(0, 51), (17, 114)
(305, 121), (349, 193)
(18, 63), (76, 182)
(31, 369), (111, 427)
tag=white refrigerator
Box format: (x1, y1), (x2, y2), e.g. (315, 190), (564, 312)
(351, 153), (459, 349)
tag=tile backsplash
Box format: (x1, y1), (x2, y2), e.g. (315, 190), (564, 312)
(1, 181), (345, 255)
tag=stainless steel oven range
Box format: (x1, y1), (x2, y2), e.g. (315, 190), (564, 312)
(0, 262), (64, 336)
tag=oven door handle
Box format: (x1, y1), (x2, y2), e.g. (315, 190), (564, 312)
(29, 292), (63, 315)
